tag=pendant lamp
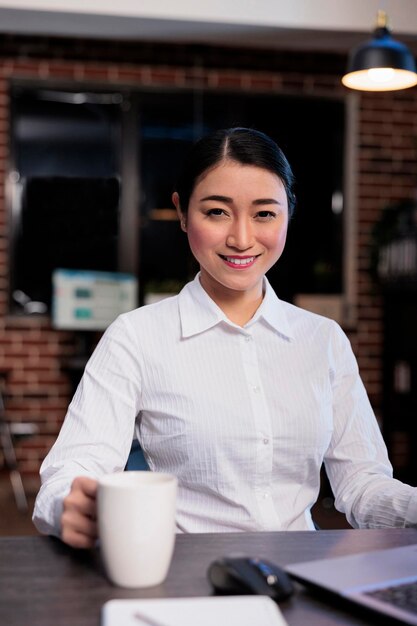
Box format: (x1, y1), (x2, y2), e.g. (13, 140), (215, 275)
(342, 10), (417, 91)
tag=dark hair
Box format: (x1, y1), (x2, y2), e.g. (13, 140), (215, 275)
(174, 127), (296, 218)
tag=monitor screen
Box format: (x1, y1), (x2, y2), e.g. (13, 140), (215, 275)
(52, 268), (138, 331)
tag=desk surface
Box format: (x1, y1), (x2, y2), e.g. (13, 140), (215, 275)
(1, 528), (417, 626)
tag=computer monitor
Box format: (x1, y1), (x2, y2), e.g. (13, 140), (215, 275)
(52, 268), (138, 331)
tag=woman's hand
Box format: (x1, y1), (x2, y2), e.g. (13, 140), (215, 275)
(61, 476), (98, 548)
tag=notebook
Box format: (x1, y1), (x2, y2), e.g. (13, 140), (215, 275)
(285, 544), (417, 625)
(102, 596), (288, 626)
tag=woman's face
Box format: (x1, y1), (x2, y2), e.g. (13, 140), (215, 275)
(173, 160), (289, 303)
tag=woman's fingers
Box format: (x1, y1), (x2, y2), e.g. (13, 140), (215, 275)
(64, 476), (98, 519)
(61, 476), (98, 548)
(61, 518), (97, 549)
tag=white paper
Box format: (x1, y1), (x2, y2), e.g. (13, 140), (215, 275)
(102, 596), (288, 626)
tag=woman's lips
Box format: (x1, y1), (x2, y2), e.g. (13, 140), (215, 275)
(219, 254), (259, 269)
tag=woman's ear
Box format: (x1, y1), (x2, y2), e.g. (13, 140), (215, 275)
(172, 192), (187, 232)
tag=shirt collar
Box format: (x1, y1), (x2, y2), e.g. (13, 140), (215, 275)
(178, 273), (293, 340)
(252, 277), (293, 340)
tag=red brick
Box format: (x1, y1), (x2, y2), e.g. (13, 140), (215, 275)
(149, 68), (184, 85)
(215, 73), (245, 89)
(245, 74), (276, 91)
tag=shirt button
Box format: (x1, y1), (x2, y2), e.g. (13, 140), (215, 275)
(263, 438), (269, 445)
(245, 336), (252, 342)
(263, 493), (269, 499)
(253, 386), (260, 393)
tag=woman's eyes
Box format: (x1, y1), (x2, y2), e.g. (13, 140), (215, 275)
(206, 208), (226, 216)
(255, 210), (277, 220)
(205, 209), (277, 220)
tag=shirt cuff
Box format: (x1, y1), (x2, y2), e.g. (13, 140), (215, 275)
(405, 489), (417, 527)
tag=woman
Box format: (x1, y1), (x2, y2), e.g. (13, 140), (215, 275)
(33, 127), (417, 548)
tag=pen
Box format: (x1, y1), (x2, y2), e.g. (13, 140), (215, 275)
(134, 610), (170, 626)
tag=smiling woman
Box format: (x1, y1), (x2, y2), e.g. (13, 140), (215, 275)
(173, 162), (288, 326)
(33, 127), (417, 548)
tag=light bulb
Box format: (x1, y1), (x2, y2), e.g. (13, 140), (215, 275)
(367, 67), (395, 83)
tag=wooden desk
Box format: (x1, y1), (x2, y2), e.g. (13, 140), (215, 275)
(1, 529), (416, 625)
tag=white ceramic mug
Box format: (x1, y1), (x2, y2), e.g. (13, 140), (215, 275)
(97, 471), (177, 588)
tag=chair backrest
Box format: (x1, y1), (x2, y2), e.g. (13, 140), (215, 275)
(125, 439), (149, 471)
(0, 386), (5, 415)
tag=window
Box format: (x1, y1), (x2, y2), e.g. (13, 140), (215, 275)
(9, 85), (347, 318)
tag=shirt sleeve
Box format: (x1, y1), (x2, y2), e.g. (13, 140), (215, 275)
(32, 315), (143, 537)
(324, 323), (417, 529)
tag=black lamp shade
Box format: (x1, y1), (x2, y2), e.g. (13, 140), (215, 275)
(349, 27), (416, 73)
(342, 24), (417, 91)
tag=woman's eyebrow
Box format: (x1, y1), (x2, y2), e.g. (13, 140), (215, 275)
(253, 198), (282, 206)
(200, 194), (233, 203)
(199, 194), (282, 205)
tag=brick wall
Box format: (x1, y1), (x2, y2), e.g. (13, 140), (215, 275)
(0, 37), (416, 485)
(356, 90), (417, 405)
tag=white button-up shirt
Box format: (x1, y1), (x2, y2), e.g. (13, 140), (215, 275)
(33, 274), (417, 536)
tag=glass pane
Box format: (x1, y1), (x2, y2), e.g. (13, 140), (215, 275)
(10, 88), (122, 311)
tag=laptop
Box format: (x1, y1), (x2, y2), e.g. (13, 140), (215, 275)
(285, 544), (417, 625)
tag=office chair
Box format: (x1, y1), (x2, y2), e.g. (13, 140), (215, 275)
(0, 389), (38, 511)
(125, 439), (149, 471)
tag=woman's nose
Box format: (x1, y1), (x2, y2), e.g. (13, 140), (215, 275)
(226, 218), (254, 250)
